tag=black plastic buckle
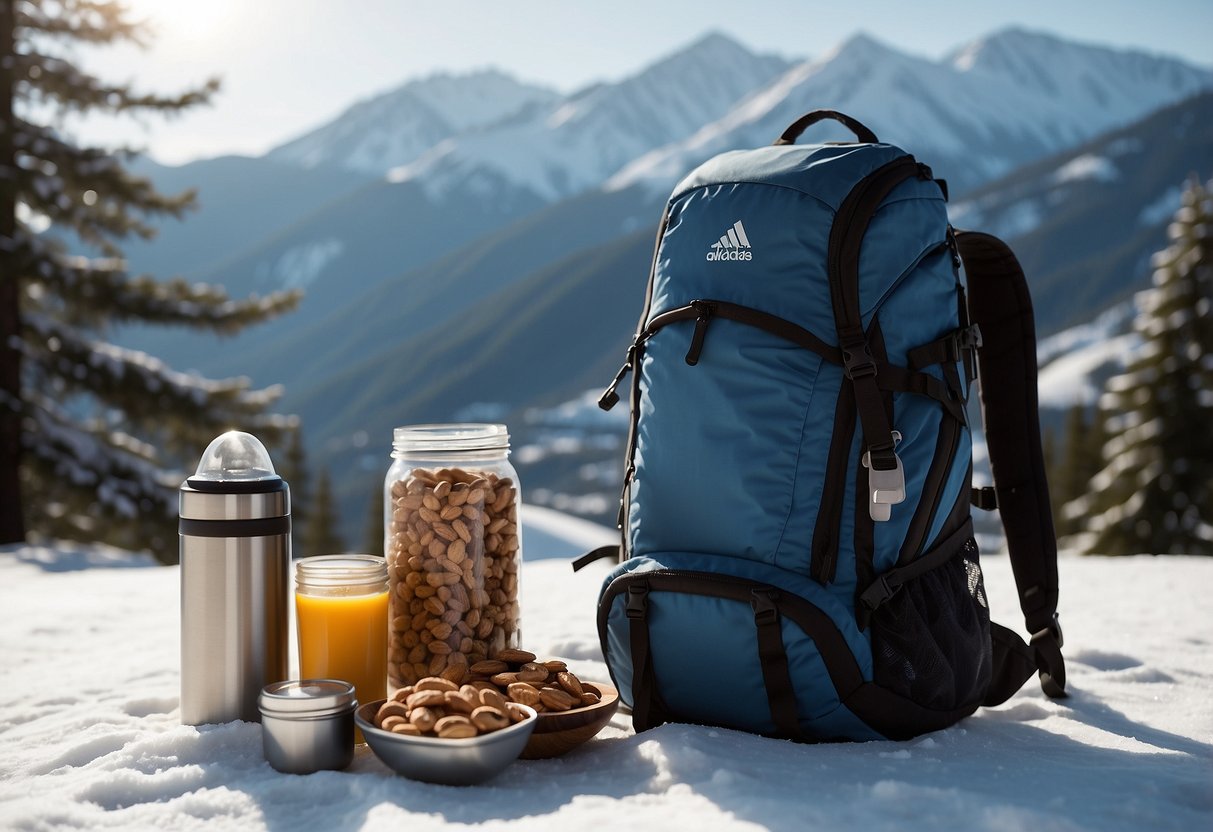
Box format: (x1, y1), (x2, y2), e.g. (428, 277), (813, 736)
(842, 343), (878, 380)
(751, 589), (780, 626)
(1030, 612), (1064, 650)
(859, 575), (900, 612)
(971, 486), (998, 511)
(959, 324), (983, 351)
(1030, 612), (1067, 698)
(626, 583), (649, 620)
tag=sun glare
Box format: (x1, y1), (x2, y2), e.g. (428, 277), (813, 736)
(123, 0), (237, 43)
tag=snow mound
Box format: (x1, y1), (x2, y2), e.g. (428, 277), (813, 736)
(0, 539), (1209, 831)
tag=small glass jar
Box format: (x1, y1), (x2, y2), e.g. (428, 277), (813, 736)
(295, 554), (389, 743)
(384, 424), (523, 694)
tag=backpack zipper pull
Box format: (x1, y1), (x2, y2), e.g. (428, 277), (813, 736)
(598, 344), (637, 411)
(685, 301), (714, 366)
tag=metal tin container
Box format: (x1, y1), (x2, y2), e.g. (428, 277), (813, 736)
(259, 680), (357, 774)
(180, 431), (290, 725)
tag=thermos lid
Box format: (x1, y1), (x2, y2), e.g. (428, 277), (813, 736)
(180, 431), (290, 523)
(259, 679), (357, 718)
(192, 431), (278, 483)
(185, 430), (286, 494)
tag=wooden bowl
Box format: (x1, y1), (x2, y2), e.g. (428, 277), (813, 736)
(521, 681), (620, 759)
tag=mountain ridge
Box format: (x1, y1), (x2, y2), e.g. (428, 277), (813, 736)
(609, 28), (1212, 197)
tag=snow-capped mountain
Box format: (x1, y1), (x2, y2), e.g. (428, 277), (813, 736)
(385, 32), (792, 201)
(949, 90), (1213, 334)
(949, 27), (1209, 118)
(267, 69), (561, 173)
(608, 29), (1213, 196)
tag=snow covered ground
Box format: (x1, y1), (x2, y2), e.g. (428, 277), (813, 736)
(1, 522), (1210, 831)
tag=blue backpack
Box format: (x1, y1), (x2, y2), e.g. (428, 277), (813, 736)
(576, 110), (1067, 741)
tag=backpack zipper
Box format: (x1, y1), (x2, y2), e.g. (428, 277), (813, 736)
(827, 156), (921, 324)
(811, 384), (855, 584)
(827, 155), (924, 528)
(598, 568), (866, 701)
(898, 412), (963, 563)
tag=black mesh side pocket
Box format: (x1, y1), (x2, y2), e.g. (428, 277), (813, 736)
(870, 538), (992, 711)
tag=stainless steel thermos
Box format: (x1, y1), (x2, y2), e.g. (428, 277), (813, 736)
(179, 431), (290, 725)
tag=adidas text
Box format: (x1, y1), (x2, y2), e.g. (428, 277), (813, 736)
(706, 248), (752, 261)
(706, 220), (753, 262)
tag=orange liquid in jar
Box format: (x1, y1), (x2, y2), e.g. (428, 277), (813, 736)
(296, 588), (388, 741)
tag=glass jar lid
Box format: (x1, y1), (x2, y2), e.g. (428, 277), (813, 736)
(392, 423), (509, 455)
(259, 679), (357, 717)
(296, 555), (388, 593)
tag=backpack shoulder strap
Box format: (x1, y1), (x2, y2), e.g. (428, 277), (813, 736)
(954, 229), (1068, 705)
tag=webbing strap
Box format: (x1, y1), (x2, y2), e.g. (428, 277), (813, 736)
(751, 590), (803, 740)
(571, 545), (620, 572)
(875, 364), (967, 425)
(858, 520), (974, 614)
(626, 583), (665, 732)
(956, 229), (1067, 700)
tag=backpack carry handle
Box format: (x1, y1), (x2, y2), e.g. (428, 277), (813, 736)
(774, 110), (879, 146)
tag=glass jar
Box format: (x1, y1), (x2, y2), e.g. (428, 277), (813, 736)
(384, 424), (522, 694)
(295, 554), (389, 744)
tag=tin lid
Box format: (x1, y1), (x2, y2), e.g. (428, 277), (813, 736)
(258, 679), (357, 718)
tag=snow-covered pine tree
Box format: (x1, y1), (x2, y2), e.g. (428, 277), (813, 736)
(1053, 403), (1106, 538)
(1075, 177), (1213, 555)
(0, 1), (300, 560)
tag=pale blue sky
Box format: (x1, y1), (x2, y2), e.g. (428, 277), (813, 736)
(68, 0), (1212, 165)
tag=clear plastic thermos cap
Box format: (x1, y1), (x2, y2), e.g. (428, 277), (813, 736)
(179, 431), (290, 525)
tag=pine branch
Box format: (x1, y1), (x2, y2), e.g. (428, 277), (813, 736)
(14, 50), (219, 115)
(23, 390), (181, 559)
(15, 1), (147, 46)
(12, 116), (193, 249)
(20, 310), (296, 450)
(13, 235), (302, 333)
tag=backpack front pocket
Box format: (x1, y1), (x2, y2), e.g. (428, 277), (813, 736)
(598, 554), (883, 742)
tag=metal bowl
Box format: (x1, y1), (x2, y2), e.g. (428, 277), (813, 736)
(355, 700), (537, 786)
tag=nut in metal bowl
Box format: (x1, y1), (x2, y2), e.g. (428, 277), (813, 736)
(355, 700), (537, 786)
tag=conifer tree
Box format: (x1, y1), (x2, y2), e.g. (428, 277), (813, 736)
(275, 426), (309, 555)
(0, 1), (299, 559)
(1076, 177), (1213, 555)
(361, 478), (383, 557)
(302, 469), (344, 557)
(1052, 404), (1107, 538)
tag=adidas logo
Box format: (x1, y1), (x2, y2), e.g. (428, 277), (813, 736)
(706, 220), (753, 261)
